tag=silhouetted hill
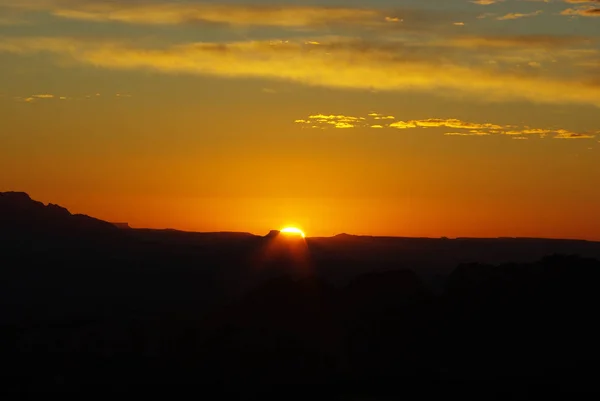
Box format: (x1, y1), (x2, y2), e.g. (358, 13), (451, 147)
(265, 229), (281, 238)
(0, 192), (118, 240)
(2, 192), (600, 397)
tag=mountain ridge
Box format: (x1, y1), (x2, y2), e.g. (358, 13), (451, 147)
(0, 191), (118, 237)
(1, 191), (599, 244)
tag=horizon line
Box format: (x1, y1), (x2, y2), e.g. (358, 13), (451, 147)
(116, 225), (598, 243)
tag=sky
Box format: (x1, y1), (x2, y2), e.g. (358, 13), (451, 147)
(0, 0), (599, 239)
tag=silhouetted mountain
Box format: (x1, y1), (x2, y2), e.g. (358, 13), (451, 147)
(0, 191), (117, 239)
(264, 229), (281, 238)
(333, 233), (355, 239)
(2, 192), (600, 398)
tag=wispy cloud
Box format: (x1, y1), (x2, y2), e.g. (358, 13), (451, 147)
(497, 10), (543, 20)
(389, 119), (504, 130)
(561, 6), (600, 16)
(445, 34), (596, 49)
(0, 0), (404, 28)
(561, 0), (600, 16)
(445, 131), (492, 136)
(472, 0), (505, 4)
(294, 114), (598, 140)
(12, 91), (130, 102)
(306, 114), (367, 129)
(368, 113), (396, 120)
(1, 36), (599, 108)
(15, 93), (56, 102)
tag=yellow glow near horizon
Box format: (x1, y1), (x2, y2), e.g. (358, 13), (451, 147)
(281, 227), (306, 238)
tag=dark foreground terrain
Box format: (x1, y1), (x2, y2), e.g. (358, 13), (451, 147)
(2, 192), (600, 399)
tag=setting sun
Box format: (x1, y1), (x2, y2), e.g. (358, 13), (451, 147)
(281, 227), (306, 238)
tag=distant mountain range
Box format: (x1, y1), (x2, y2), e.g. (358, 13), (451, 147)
(2, 192), (600, 397)
(2, 191), (599, 244)
(3, 190), (600, 287)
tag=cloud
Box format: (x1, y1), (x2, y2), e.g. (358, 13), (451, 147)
(0, 0), (401, 28)
(15, 93), (56, 102)
(398, 119), (505, 130)
(554, 130), (597, 139)
(472, 0), (505, 4)
(12, 92), (118, 102)
(308, 114), (366, 122)
(389, 121), (417, 129)
(436, 34), (598, 70)
(298, 114), (366, 129)
(55, 4), (378, 27)
(387, 118), (507, 131)
(446, 34), (595, 49)
(369, 113), (396, 120)
(561, 6), (600, 16)
(444, 132), (491, 136)
(1, 36), (599, 108)
(334, 122), (355, 129)
(295, 113), (597, 140)
(562, 0), (600, 15)
(0, 0), (465, 36)
(497, 10), (543, 20)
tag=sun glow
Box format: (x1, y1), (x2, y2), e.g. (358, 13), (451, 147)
(281, 227), (306, 238)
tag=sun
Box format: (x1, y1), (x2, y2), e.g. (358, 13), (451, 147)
(281, 227), (306, 238)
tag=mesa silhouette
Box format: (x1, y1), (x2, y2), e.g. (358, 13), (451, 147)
(1, 192), (600, 398)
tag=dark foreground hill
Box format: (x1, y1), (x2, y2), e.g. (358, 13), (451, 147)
(1, 192), (600, 398)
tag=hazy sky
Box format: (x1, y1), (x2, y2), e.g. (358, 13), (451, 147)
(1, 0), (599, 239)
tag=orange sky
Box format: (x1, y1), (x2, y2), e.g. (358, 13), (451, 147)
(1, 0), (599, 239)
